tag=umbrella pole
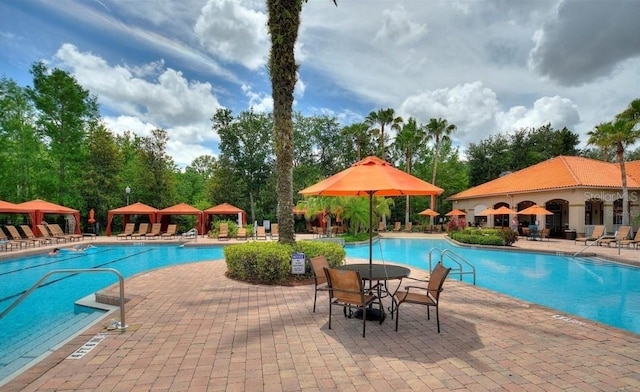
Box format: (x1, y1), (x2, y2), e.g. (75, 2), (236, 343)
(368, 192), (373, 274)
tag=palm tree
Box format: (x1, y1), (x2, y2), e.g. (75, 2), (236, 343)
(393, 117), (426, 227)
(587, 119), (640, 226)
(425, 118), (456, 219)
(266, 0), (336, 244)
(364, 108), (403, 160)
(341, 122), (370, 161)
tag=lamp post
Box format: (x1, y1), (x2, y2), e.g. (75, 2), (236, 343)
(125, 186), (131, 205)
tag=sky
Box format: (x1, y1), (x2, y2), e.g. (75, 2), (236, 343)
(1, 0), (639, 168)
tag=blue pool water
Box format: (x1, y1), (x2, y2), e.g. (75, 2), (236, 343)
(1, 239), (639, 384)
(345, 238), (640, 335)
(0, 244), (224, 384)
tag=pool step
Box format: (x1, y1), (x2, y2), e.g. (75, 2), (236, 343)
(0, 309), (104, 385)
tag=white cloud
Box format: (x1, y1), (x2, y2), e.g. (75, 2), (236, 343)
(194, 0), (268, 70)
(496, 96), (580, 132)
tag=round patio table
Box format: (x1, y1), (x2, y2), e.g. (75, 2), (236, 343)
(337, 263), (410, 322)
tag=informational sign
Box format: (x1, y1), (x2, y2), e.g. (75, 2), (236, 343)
(291, 252), (305, 274)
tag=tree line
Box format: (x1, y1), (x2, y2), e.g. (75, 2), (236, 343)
(1, 62), (639, 234)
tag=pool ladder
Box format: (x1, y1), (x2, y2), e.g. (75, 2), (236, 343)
(0, 268), (127, 331)
(428, 248), (476, 285)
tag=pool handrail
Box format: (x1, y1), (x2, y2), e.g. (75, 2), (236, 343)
(0, 268), (127, 331)
(428, 248), (476, 285)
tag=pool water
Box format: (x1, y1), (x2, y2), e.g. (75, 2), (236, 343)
(0, 244), (225, 384)
(345, 238), (640, 335)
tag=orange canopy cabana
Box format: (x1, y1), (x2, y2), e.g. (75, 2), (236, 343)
(106, 202), (158, 236)
(157, 203), (204, 235)
(17, 199), (81, 235)
(203, 203), (247, 231)
(0, 200), (32, 214)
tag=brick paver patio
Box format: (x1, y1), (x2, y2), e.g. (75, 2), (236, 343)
(2, 234), (640, 391)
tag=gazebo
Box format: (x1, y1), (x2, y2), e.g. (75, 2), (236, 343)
(17, 199), (81, 235)
(157, 203), (204, 235)
(203, 203), (247, 231)
(106, 202), (158, 236)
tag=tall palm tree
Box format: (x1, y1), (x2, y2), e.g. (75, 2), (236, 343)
(587, 119), (640, 226)
(364, 108), (403, 160)
(341, 122), (370, 161)
(393, 117), (426, 227)
(266, 0), (336, 244)
(425, 118), (456, 217)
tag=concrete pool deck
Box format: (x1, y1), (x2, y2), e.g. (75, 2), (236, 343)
(2, 233), (640, 391)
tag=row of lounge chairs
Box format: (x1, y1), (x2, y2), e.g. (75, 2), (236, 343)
(116, 223), (190, 240)
(0, 223), (84, 251)
(217, 224), (276, 241)
(575, 225), (640, 248)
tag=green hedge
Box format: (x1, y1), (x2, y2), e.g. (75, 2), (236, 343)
(449, 228), (518, 246)
(224, 240), (346, 284)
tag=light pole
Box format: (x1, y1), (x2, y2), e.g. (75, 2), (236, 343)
(125, 186), (131, 205)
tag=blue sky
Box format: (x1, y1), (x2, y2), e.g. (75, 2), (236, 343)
(2, 0), (639, 167)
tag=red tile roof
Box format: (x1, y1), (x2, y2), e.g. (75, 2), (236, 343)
(449, 156), (640, 200)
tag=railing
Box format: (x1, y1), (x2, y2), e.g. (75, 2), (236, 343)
(428, 248), (476, 285)
(0, 268), (127, 331)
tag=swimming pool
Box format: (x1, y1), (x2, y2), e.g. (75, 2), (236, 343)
(0, 244), (225, 384)
(345, 238), (640, 335)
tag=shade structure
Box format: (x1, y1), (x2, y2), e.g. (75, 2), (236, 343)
(517, 204), (553, 216)
(157, 203), (204, 235)
(299, 156), (444, 268)
(106, 202), (159, 236)
(18, 199), (81, 235)
(203, 203), (247, 231)
(0, 200), (31, 214)
(418, 208), (440, 217)
(493, 206), (517, 215)
(476, 207), (496, 216)
(445, 209), (467, 217)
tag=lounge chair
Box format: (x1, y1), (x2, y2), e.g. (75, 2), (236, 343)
(21, 225), (51, 246)
(392, 263), (452, 333)
(620, 230), (640, 249)
(271, 223), (279, 240)
(218, 223), (229, 241)
(161, 224), (177, 239)
(5, 225), (38, 247)
(575, 225), (605, 245)
(143, 223), (162, 239)
(256, 226), (267, 240)
(48, 223), (83, 242)
(0, 227), (28, 250)
(539, 228), (551, 241)
(404, 222), (413, 232)
(130, 223), (150, 239)
(393, 222), (401, 232)
(236, 227), (247, 240)
(181, 228), (197, 239)
(117, 223), (136, 240)
(37, 224), (64, 244)
(378, 221), (386, 232)
(599, 226), (631, 247)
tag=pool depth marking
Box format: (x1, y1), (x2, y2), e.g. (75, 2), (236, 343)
(66, 333), (107, 359)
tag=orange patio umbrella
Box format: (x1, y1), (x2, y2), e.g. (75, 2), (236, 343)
(299, 156), (444, 267)
(493, 206), (517, 215)
(445, 209), (466, 217)
(418, 208), (440, 217)
(476, 207), (496, 216)
(517, 204), (553, 216)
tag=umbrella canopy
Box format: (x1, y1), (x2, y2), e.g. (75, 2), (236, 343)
(106, 202), (159, 236)
(493, 206), (518, 215)
(517, 204), (553, 216)
(476, 207), (496, 216)
(18, 199), (81, 234)
(418, 208), (440, 217)
(0, 200), (31, 214)
(445, 209), (467, 217)
(299, 156), (444, 266)
(157, 203), (204, 235)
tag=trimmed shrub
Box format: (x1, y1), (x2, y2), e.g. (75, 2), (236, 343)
(224, 240), (345, 284)
(449, 228), (518, 246)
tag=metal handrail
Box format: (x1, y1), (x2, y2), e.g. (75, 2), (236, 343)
(427, 247), (476, 285)
(0, 268), (127, 331)
(440, 249), (476, 285)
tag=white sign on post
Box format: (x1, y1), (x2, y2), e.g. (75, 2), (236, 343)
(291, 252), (305, 274)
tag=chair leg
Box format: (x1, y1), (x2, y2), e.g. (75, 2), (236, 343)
(313, 286), (317, 312)
(435, 306), (440, 333)
(362, 306), (366, 337)
(395, 303), (400, 331)
(328, 300), (332, 330)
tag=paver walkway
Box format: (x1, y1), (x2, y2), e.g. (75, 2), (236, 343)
(2, 234), (640, 391)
